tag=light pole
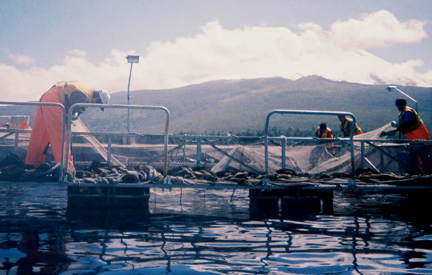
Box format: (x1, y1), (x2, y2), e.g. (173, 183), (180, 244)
(387, 85), (418, 112)
(126, 55), (139, 133)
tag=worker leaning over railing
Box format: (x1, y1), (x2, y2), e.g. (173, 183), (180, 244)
(25, 81), (110, 178)
(338, 115), (362, 137)
(382, 98), (432, 174)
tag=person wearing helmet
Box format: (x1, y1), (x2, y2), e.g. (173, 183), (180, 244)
(25, 81), (110, 177)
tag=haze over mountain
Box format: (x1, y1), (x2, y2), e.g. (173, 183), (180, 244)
(2, 76), (431, 137)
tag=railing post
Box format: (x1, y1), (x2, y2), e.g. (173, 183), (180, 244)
(281, 136), (287, 169)
(196, 136), (202, 166)
(107, 136), (112, 165)
(361, 141), (365, 168)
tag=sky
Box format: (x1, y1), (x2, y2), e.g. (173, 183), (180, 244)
(0, 0), (431, 102)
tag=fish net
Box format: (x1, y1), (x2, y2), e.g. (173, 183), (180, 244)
(91, 122), (414, 175)
(1, 121), (418, 176)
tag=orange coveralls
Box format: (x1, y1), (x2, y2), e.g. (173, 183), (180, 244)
(398, 108), (431, 173)
(25, 86), (73, 171)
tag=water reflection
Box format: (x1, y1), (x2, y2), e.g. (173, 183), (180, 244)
(0, 184), (431, 274)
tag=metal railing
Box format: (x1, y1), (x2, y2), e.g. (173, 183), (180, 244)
(3, 102), (432, 184)
(65, 103), (170, 179)
(0, 101), (67, 182)
(264, 110), (357, 180)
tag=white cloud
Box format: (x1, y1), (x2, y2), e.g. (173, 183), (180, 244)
(0, 10), (430, 102)
(7, 53), (35, 66)
(331, 10), (428, 49)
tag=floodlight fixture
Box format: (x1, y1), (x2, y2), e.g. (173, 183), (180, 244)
(126, 55), (140, 63)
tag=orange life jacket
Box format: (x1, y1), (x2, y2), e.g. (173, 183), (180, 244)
(340, 118), (362, 137)
(316, 127), (333, 138)
(398, 107), (424, 134)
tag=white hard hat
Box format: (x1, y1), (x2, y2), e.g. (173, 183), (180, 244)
(97, 89), (110, 104)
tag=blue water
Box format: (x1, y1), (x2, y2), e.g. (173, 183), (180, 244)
(0, 184), (431, 274)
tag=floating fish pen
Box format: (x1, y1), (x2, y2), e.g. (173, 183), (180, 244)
(1, 102), (432, 219)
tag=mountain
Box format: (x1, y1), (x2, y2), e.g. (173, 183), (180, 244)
(2, 76), (431, 136)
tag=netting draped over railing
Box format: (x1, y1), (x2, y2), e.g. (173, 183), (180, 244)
(1, 101), (429, 180)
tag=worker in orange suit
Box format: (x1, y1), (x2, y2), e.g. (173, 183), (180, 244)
(25, 81), (110, 177)
(389, 98), (431, 173)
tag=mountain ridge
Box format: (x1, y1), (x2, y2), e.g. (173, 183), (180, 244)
(1, 76), (430, 136)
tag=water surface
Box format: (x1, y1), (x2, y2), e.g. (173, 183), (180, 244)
(0, 183), (431, 274)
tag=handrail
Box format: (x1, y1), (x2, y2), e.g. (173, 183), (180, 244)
(264, 109), (357, 179)
(65, 103), (170, 179)
(0, 101), (67, 182)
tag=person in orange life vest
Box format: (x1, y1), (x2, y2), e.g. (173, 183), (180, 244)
(25, 81), (110, 174)
(338, 115), (363, 137)
(309, 123), (335, 169)
(316, 123), (336, 152)
(316, 123), (333, 140)
(390, 98), (431, 173)
(392, 98), (430, 140)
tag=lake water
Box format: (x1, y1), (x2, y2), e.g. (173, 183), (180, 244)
(0, 183), (431, 274)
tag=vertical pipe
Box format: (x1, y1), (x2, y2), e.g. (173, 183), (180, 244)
(264, 112), (272, 178)
(196, 136), (202, 166)
(281, 136), (287, 169)
(349, 116), (356, 178)
(107, 136), (112, 165)
(127, 63), (133, 133)
(361, 141), (365, 168)
(163, 109), (170, 177)
(59, 105), (66, 182)
(64, 109), (72, 181)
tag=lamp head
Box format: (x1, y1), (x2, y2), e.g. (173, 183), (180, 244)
(387, 85), (397, 92)
(126, 55), (140, 63)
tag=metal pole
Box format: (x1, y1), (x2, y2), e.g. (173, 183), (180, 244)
(107, 136), (112, 165)
(394, 87), (418, 112)
(127, 63), (134, 133)
(281, 136), (287, 169)
(196, 136), (202, 166)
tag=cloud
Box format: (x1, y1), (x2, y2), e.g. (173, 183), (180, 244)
(331, 10), (428, 49)
(7, 52), (35, 66)
(0, 10), (430, 102)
